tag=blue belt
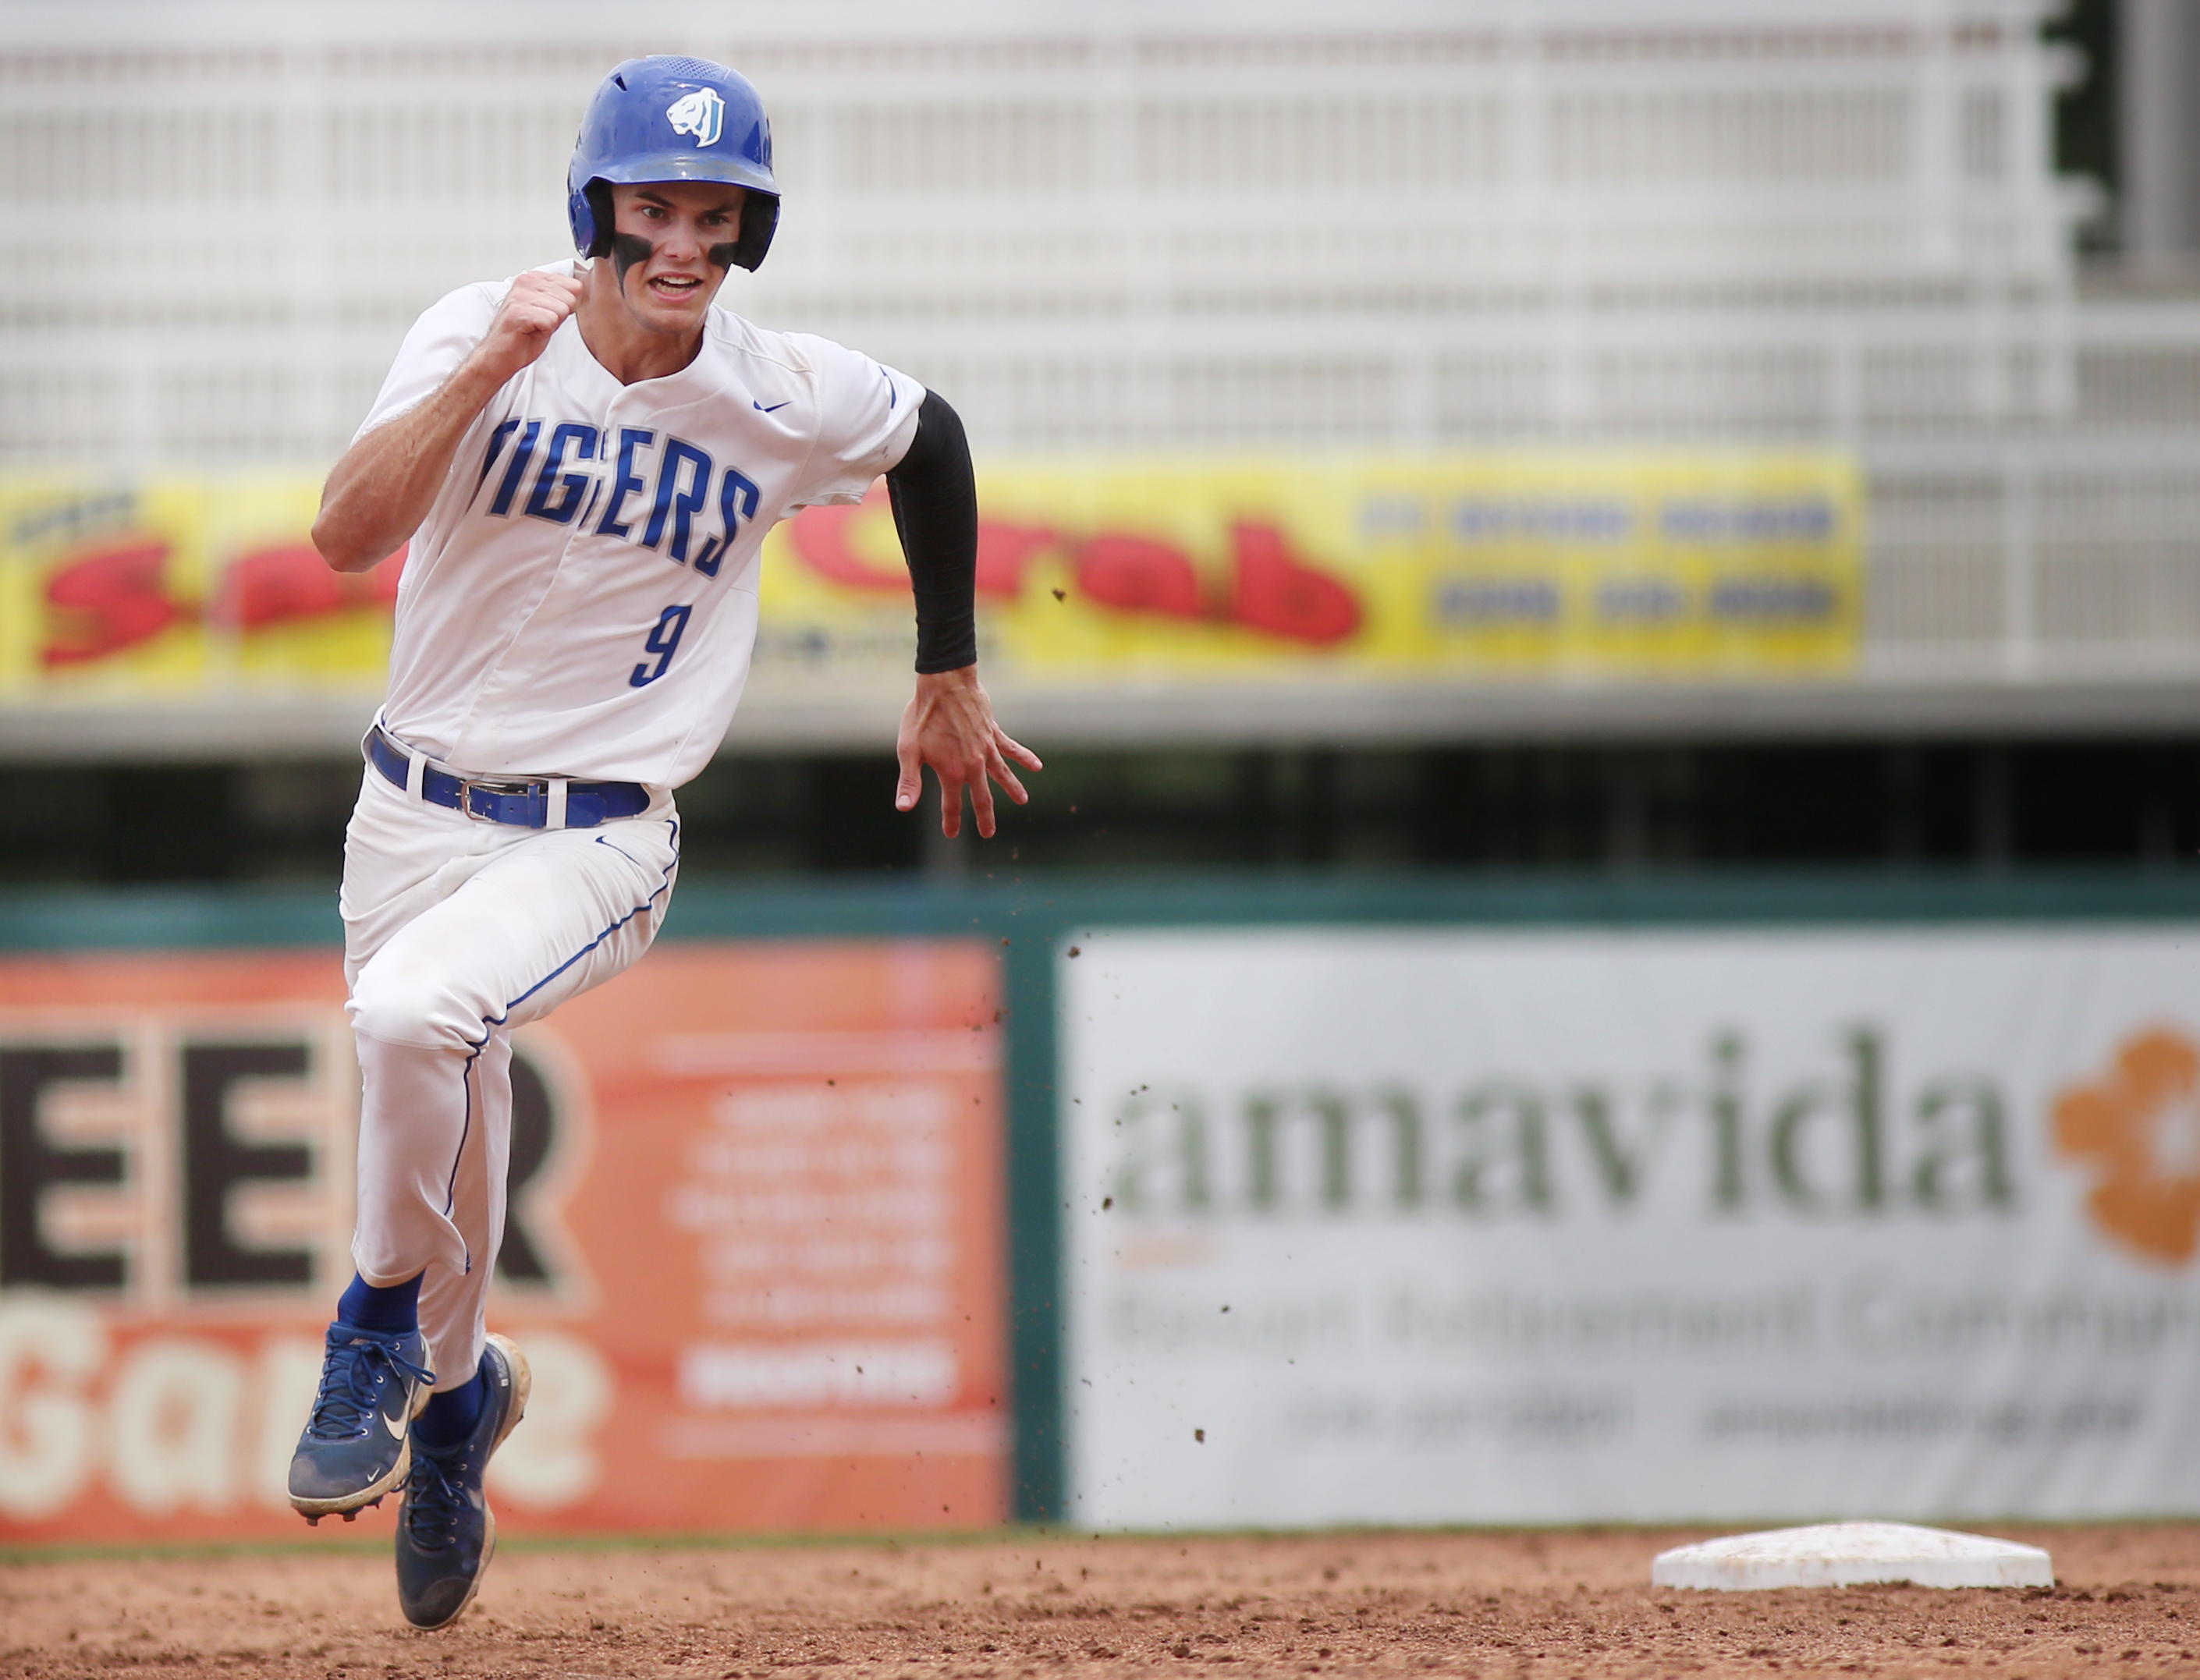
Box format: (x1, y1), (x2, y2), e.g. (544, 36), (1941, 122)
(367, 727), (651, 830)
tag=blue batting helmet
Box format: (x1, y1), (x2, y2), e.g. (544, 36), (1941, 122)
(567, 55), (779, 271)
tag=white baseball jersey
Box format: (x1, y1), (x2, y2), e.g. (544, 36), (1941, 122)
(360, 261), (924, 787)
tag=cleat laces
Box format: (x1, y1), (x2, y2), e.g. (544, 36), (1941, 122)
(403, 1448), (475, 1553)
(305, 1328), (434, 1441)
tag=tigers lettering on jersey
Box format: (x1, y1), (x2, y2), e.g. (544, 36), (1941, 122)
(357, 271), (921, 785)
(477, 418), (761, 579)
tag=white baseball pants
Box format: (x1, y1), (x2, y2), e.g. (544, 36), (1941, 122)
(339, 757), (680, 1388)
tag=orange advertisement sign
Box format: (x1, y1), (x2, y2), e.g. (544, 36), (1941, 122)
(0, 941), (1007, 1543)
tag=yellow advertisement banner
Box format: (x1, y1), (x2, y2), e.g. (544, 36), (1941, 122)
(0, 454), (1860, 700)
(0, 478), (401, 697)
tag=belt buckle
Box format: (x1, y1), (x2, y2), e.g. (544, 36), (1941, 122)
(456, 775), (538, 824)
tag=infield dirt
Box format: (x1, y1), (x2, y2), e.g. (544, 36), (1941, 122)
(5, 1523), (2199, 1678)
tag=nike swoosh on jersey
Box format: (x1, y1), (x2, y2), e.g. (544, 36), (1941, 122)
(754, 400), (791, 413)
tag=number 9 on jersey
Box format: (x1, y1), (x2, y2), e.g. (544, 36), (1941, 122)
(630, 604), (693, 688)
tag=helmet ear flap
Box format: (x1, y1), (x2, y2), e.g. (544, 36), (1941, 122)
(733, 194), (779, 272)
(582, 180), (616, 259)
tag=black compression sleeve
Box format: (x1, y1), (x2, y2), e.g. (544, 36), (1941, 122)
(884, 390), (980, 674)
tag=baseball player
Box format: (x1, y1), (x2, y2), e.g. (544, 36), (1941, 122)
(282, 55), (1036, 1628)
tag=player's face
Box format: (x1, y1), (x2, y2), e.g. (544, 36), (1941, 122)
(604, 181), (746, 333)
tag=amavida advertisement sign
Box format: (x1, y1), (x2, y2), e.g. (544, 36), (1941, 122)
(1060, 927), (2200, 1527)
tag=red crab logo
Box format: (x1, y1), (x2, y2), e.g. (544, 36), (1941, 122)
(2053, 1028), (2200, 1265)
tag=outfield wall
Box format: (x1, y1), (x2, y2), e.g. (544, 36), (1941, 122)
(1063, 923), (2200, 1527)
(2, 872), (2198, 1541)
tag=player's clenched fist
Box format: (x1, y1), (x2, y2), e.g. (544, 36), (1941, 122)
(310, 267), (582, 572)
(475, 268), (584, 379)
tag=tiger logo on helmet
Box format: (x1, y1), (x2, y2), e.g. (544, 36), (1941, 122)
(665, 87), (724, 147)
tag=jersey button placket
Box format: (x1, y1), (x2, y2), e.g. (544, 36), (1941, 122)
(466, 423), (607, 753)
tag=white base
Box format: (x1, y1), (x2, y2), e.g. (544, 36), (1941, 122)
(1652, 1522), (2055, 1591)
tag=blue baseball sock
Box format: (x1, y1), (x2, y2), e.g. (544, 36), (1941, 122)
(335, 1271), (421, 1336)
(414, 1364), (487, 1451)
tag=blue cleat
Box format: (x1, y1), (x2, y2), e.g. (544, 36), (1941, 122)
(395, 1334), (530, 1629)
(287, 1323), (436, 1520)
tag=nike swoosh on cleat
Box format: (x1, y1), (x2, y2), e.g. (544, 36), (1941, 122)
(385, 1410), (407, 1439)
(754, 400), (791, 413)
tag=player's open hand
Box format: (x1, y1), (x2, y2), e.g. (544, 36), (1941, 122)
(476, 268), (584, 381)
(895, 666), (1041, 838)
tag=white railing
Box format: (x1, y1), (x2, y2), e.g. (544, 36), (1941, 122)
(1867, 432), (2200, 684)
(0, 0), (2091, 463)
